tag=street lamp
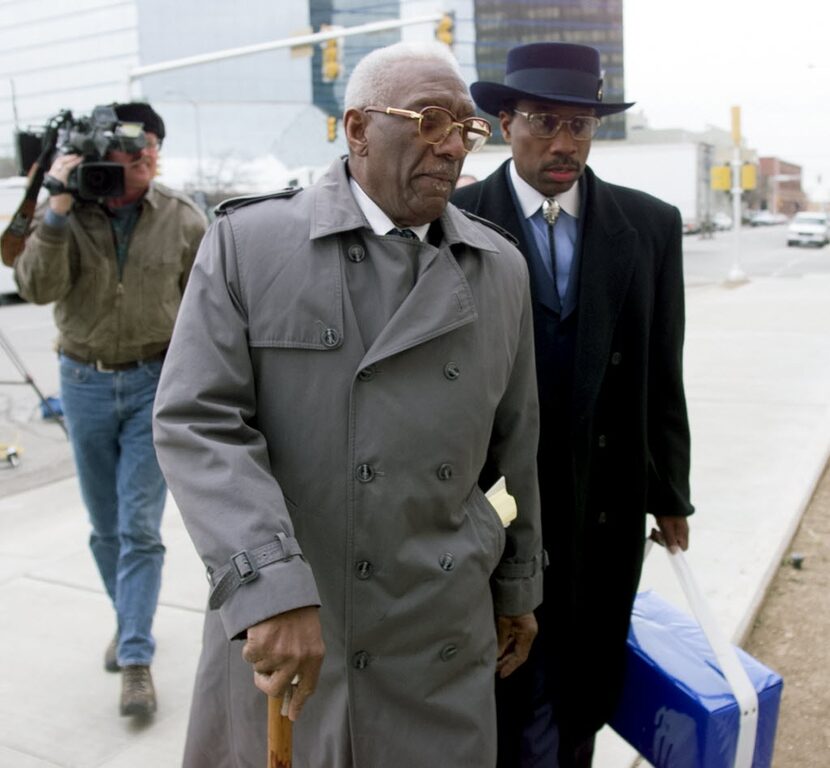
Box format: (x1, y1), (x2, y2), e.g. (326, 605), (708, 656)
(164, 89), (204, 190)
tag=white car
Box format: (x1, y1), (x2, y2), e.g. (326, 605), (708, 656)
(787, 212), (830, 247)
(749, 210), (787, 226)
(712, 212), (733, 231)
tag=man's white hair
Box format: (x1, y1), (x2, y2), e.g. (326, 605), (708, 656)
(344, 41), (466, 110)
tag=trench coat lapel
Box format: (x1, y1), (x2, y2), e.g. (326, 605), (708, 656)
(360, 205), (493, 368)
(309, 158), (368, 239)
(572, 168), (637, 422)
(308, 160), (491, 369)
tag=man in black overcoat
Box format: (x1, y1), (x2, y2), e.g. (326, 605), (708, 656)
(452, 42), (695, 768)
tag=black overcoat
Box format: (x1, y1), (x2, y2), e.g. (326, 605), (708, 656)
(453, 161), (694, 739)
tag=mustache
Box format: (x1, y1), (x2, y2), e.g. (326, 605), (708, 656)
(420, 165), (459, 182)
(544, 157), (582, 171)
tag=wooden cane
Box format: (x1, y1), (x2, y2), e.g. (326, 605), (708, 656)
(267, 680), (295, 768)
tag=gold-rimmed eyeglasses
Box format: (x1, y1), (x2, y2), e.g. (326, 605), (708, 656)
(364, 105), (492, 153)
(513, 110), (601, 141)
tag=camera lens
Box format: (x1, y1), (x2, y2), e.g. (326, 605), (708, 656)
(77, 162), (125, 200)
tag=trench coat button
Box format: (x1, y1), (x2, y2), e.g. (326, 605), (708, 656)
(439, 644), (458, 661)
(347, 244), (366, 263)
(356, 463), (375, 483)
(357, 366), (375, 382)
(353, 650), (370, 670)
(611, 351), (622, 365)
(439, 552), (455, 571)
(443, 362), (460, 380)
(597, 434), (607, 448)
(355, 560), (373, 579)
(436, 463), (453, 481)
(321, 327), (340, 347)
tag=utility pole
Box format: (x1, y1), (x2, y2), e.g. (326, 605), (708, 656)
(727, 106), (748, 284)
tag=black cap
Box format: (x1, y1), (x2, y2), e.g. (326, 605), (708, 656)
(113, 102), (165, 140)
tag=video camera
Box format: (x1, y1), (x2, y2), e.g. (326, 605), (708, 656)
(17, 105), (148, 201)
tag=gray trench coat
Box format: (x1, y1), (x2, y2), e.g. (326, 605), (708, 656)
(153, 160), (544, 768)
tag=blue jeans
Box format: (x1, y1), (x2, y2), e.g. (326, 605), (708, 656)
(59, 353), (167, 666)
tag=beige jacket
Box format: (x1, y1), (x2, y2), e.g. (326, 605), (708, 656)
(14, 182), (207, 363)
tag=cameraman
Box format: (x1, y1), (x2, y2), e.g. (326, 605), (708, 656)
(14, 102), (207, 718)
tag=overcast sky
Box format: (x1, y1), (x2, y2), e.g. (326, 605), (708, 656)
(623, 0), (830, 194)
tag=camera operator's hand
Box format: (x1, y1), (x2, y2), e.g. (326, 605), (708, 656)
(46, 154), (83, 215)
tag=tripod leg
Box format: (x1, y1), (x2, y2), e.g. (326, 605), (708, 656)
(0, 328), (68, 437)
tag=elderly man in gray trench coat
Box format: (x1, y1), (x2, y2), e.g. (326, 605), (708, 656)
(154, 41), (544, 768)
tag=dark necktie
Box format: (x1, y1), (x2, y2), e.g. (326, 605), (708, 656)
(541, 198), (562, 300)
(387, 228), (418, 240)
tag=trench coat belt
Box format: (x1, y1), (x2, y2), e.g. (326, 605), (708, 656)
(495, 550), (549, 579)
(60, 348), (167, 372)
(208, 532), (303, 610)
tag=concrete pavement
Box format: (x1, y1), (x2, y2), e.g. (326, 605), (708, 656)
(597, 271), (830, 765)
(2, 270), (829, 767)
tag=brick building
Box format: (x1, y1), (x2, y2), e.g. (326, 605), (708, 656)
(759, 157), (807, 215)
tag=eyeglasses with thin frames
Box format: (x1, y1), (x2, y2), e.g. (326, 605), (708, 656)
(513, 110), (601, 141)
(364, 105), (492, 153)
(117, 138), (162, 158)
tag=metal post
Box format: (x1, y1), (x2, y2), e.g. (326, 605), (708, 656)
(727, 107), (747, 284)
(190, 99), (204, 190)
(727, 145), (747, 283)
(164, 90), (204, 190)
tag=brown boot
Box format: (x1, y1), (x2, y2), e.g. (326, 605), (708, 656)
(120, 665), (157, 717)
(104, 633), (120, 672)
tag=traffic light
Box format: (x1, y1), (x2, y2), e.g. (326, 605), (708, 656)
(321, 37), (341, 82)
(435, 13), (454, 46)
(327, 116), (337, 142)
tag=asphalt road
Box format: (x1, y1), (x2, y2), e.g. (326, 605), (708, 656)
(683, 223), (830, 286)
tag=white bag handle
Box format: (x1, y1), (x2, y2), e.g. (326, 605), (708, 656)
(645, 541), (759, 768)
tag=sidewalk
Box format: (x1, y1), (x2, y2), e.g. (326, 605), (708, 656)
(2, 273), (830, 767)
(597, 272), (830, 764)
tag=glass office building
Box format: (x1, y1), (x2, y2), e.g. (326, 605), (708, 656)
(473, 0), (626, 140)
(0, 0), (626, 189)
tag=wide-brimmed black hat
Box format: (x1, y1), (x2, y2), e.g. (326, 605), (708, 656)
(470, 42), (634, 117)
